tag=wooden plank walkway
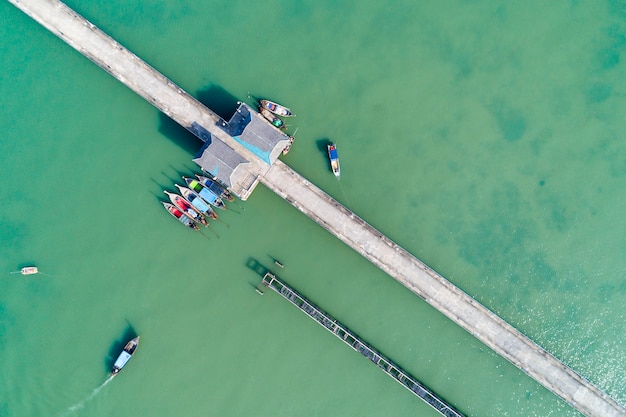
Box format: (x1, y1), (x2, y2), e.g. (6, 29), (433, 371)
(7, 1), (625, 416)
(260, 272), (466, 417)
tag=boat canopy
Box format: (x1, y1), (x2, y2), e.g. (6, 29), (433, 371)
(190, 180), (217, 203)
(113, 351), (132, 370)
(205, 180), (223, 195)
(329, 148), (339, 159)
(199, 188), (217, 204)
(190, 195), (210, 212)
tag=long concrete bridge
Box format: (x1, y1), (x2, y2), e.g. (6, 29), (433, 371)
(8, 1), (625, 416)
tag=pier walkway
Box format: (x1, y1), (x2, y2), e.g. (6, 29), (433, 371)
(261, 161), (626, 417)
(8, 1), (625, 417)
(8, 0), (290, 200)
(260, 272), (466, 417)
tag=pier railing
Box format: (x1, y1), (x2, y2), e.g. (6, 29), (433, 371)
(261, 272), (465, 417)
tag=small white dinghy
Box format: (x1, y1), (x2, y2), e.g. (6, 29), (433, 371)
(20, 266), (39, 275)
(10, 266), (39, 275)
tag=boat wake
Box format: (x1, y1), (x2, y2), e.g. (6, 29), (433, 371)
(337, 179), (352, 210)
(59, 375), (114, 416)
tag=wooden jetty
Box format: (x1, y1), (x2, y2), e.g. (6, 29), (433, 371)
(261, 272), (465, 417)
(7, 2), (625, 417)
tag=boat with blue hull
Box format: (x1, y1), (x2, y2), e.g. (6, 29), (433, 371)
(175, 184), (218, 219)
(182, 177), (226, 210)
(164, 190), (209, 227)
(111, 336), (140, 376)
(195, 174), (235, 202)
(327, 143), (340, 178)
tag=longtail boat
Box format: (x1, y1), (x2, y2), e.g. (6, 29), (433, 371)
(182, 177), (226, 210)
(174, 184), (218, 219)
(111, 337), (140, 376)
(259, 107), (285, 129)
(327, 143), (341, 178)
(194, 174), (235, 202)
(161, 202), (199, 230)
(259, 99), (295, 117)
(164, 191), (208, 227)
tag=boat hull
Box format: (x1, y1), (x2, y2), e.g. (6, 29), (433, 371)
(175, 184), (218, 219)
(111, 336), (140, 375)
(195, 174), (235, 202)
(259, 108), (285, 129)
(259, 99), (294, 117)
(162, 202), (199, 230)
(164, 191), (208, 226)
(183, 177), (226, 210)
(327, 144), (341, 177)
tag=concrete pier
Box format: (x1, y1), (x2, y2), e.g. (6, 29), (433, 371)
(7, 1), (625, 416)
(7, 0), (284, 200)
(261, 161), (626, 417)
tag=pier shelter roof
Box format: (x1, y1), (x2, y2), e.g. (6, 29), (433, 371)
(220, 103), (290, 165)
(192, 103), (291, 199)
(192, 136), (249, 189)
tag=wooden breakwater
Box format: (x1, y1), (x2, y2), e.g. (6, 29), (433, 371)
(260, 272), (465, 417)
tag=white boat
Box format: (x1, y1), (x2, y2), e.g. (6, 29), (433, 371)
(111, 337), (140, 375)
(327, 143), (340, 178)
(259, 99), (294, 117)
(20, 266), (38, 275)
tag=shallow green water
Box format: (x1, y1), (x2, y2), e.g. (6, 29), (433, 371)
(1, 1), (624, 416)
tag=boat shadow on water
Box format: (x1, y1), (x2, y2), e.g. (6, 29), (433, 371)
(105, 324), (138, 372)
(316, 138), (336, 175)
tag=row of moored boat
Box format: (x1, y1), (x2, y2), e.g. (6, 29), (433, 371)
(162, 173), (234, 230)
(258, 99), (295, 130)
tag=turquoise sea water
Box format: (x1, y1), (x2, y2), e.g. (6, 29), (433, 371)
(1, 1), (625, 416)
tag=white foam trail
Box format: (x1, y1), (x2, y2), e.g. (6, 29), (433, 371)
(59, 375), (114, 416)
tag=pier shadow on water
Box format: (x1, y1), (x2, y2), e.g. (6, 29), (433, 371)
(246, 258), (270, 278)
(245, 258), (276, 291)
(157, 84), (241, 156)
(197, 84), (240, 121)
(158, 112), (202, 155)
(245, 257), (287, 289)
